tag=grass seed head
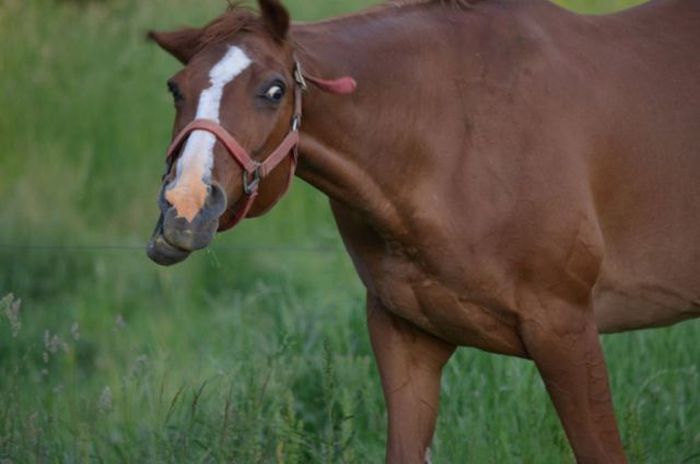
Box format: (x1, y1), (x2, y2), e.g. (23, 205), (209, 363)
(1, 293), (22, 338)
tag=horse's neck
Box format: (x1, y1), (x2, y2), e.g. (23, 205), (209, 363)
(290, 0), (575, 237)
(292, 6), (453, 232)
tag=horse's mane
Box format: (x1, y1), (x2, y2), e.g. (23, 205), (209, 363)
(387, 0), (480, 8)
(334, 0), (481, 19)
(198, 0), (481, 45)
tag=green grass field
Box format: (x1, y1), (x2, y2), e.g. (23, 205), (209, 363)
(1, 0), (697, 462)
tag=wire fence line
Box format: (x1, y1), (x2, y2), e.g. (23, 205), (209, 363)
(0, 244), (346, 254)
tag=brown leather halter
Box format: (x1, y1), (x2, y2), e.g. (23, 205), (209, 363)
(164, 61), (356, 232)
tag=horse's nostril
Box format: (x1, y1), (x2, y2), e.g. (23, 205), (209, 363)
(158, 184), (174, 212)
(204, 182), (228, 218)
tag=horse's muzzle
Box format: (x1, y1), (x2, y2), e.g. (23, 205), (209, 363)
(146, 182), (227, 266)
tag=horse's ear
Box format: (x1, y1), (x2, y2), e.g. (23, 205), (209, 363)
(258, 0), (290, 43)
(148, 28), (202, 64)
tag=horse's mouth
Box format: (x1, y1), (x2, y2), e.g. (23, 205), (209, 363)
(147, 182), (227, 266)
(146, 216), (193, 266)
(146, 209), (222, 266)
(147, 233), (192, 267)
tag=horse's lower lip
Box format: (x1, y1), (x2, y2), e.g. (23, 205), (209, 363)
(147, 232), (191, 266)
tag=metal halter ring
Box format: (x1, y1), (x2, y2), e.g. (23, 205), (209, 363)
(243, 166), (262, 195)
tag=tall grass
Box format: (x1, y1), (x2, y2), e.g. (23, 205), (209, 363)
(1, 0), (697, 462)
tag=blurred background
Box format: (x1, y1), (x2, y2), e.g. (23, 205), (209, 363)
(1, 0), (697, 462)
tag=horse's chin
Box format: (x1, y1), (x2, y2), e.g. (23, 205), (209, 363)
(147, 230), (192, 266)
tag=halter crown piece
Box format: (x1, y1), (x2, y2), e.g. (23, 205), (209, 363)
(164, 60), (356, 232)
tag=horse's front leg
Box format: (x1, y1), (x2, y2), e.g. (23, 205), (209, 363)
(518, 293), (627, 463)
(367, 293), (456, 464)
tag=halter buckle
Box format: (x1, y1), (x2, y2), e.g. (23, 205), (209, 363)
(293, 61), (308, 91)
(243, 165), (261, 195)
(291, 114), (301, 132)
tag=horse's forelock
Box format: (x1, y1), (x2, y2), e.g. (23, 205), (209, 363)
(198, 7), (269, 50)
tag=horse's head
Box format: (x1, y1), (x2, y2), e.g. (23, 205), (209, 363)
(146, 0), (300, 266)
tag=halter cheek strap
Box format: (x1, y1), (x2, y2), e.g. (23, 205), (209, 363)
(164, 60), (356, 232)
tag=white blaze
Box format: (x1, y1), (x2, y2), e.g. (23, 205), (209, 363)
(170, 46), (252, 190)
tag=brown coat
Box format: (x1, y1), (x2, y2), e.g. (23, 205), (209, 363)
(147, 1), (700, 461)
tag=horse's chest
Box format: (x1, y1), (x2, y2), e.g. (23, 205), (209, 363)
(355, 249), (527, 356)
(367, 254), (431, 325)
(331, 203), (526, 355)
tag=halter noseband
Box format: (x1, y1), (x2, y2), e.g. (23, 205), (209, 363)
(165, 61), (307, 232)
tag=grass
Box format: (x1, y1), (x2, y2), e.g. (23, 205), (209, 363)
(0, 0), (698, 462)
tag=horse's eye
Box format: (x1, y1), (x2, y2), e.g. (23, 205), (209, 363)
(264, 83), (285, 102)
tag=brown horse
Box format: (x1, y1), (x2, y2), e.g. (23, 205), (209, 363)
(146, 0), (700, 462)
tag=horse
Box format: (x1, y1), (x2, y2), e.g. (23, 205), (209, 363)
(145, 0), (700, 461)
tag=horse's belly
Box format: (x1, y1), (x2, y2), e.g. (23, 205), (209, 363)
(593, 276), (700, 333)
